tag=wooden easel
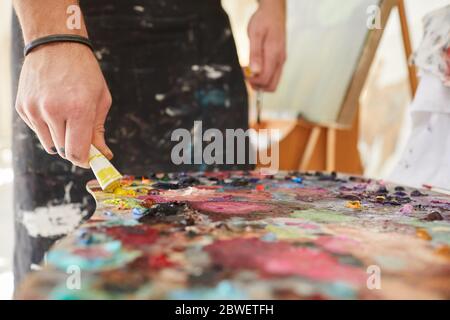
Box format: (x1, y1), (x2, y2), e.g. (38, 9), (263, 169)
(297, 0), (418, 173)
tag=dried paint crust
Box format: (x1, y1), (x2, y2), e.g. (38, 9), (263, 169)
(16, 171), (450, 300)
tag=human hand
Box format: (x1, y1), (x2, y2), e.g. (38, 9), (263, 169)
(247, 0), (287, 92)
(15, 42), (113, 168)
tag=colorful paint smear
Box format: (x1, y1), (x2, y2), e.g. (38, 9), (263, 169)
(16, 171), (450, 300)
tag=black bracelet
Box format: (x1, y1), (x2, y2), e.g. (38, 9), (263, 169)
(24, 34), (94, 57)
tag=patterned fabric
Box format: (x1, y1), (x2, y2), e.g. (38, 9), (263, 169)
(411, 5), (450, 87)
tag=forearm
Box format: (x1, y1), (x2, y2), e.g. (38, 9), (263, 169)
(13, 0), (88, 43)
(259, 0), (286, 15)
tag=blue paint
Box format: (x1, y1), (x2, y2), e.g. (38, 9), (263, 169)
(132, 207), (150, 218)
(47, 240), (140, 271)
(261, 232), (277, 242)
(104, 211), (115, 217)
(196, 89), (226, 108)
(169, 281), (247, 300)
(322, 282), (357, 300)
(292, 177), (303, 184)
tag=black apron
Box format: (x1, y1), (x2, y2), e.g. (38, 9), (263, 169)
(11, 0), (249, 287)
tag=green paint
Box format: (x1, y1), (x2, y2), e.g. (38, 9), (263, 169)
(47, 241), (141, 271)
(374, 255), (407, 271)
(266, 224), (317, 240)
(291, 209), (356, 223)
(104, 198), (143, 209)
(399, 218), (449, 230)
(398, 218), (450, 245)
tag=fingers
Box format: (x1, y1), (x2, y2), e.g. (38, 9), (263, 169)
(248, 25), (265, 76)
(266, 61), (283, 93)
(18, 91), (111, 169)
(47, 120), (67, 159)
(247, 12), (287, 92)
(37, 100), (68, 158)
(92, 124), (113, 160)
(15, 104), (35, 132)
(20, 103), (57, 154)
(249, 37), (285, 91)
(92, 90), (113, 160)
(27, 117), (58, 155)
(65, 109), (95, 169)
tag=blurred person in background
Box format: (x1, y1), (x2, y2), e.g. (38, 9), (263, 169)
(390, 5), (450, 190)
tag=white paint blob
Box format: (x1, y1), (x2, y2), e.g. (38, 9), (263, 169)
(21, 204), (86, 238)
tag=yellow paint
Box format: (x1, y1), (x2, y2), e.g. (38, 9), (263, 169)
(243, 66), (253, 78)
(416, 228), (432, 241)
(104, 180), (121, 193)
(97, 167), (121, 183)
(435, 245), (450, 259)
(113, 187), (136, 197)
(346, 200), (362, 209)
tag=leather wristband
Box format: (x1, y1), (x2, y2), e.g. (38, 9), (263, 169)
(24, 34), (94, 57)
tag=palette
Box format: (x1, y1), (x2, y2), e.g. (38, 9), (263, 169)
(16, 171), (450, 299)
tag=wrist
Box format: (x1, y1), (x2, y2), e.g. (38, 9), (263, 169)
(24, 27), (89, 44)
(258, 0), (286, 12)
(24, 34), (94, 57)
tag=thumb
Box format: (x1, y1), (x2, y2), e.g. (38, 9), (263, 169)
(92, 90), (113, 160)
(92, 123), (113, 160)
(249, 28), (264, 75)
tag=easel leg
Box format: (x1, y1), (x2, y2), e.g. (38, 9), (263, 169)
(397, 0), (418, 96)
(299, 127), (321, 171)
(326, 128), (336, 172)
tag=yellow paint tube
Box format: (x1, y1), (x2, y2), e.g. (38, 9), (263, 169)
(89, 145), (122, 192)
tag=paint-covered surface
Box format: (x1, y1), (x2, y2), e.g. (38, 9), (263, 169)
(17, 171), (450, 299)
(11, 0), (249, 286)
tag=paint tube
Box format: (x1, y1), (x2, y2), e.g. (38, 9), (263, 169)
(89, 145), (122, 192)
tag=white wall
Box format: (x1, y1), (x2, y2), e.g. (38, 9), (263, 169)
(0, 0), (13, 301)
(0, 0), (12, 152)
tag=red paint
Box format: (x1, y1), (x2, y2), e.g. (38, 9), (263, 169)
(142, 177), (151, 184)
(202, 171), (231, 180)
(142, 198), (155, 208)
(205, 238), (366, 285)
(315, 236), (360, 254)
(105, 225), (159, 246)
(140, 195), (168, 203)
(121, 175), (135, 186)
(195, 185), (222, 190)
(148, 254), (174, 269)
(256, 184), (265, 191)
(191, 201), (273, 215)
(130, 254), (175, 270)
(73, 247), (113, 259)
